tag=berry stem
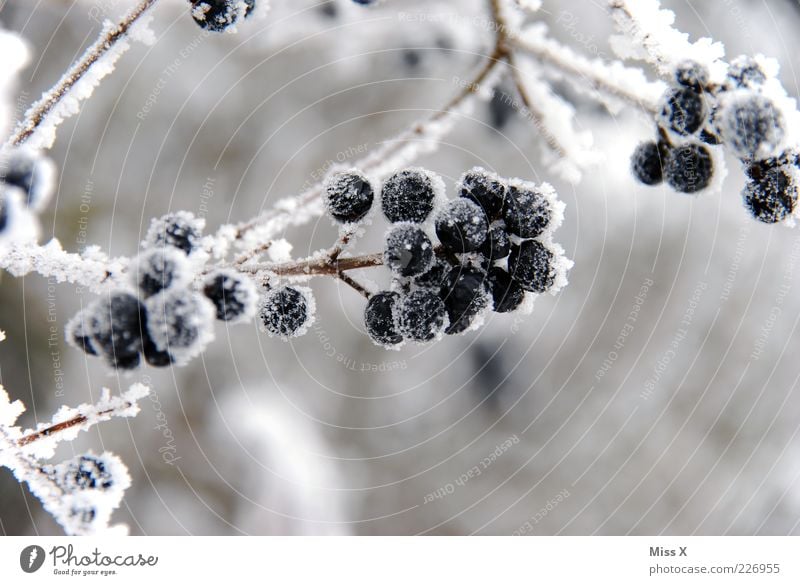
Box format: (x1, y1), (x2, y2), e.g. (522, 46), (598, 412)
(241, 252), (384, 277)
(6, 0), (160, 147)
(337, 272), (372, 299)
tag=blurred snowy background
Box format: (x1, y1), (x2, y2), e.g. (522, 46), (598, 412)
(2, 0), (800, 535)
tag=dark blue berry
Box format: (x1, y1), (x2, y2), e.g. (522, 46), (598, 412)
(439, 265), (490, 335)
(364, 291), (402, 346)
(502, 183), (551, 238)
(508, 240), (556, 293)
(145, 290), (214, 361)
(660, 87), (705, 136)
(479, 222), (511, 260)
(398, 290), (447, 342)
(142, 333), (174, 367)
(488, 86), (517, 131)
(384, 224), (433, 277)
(146, 212), (203, 255)
(742, 166), (797, 224)
(190, 0), (255, 32)
(66, 309), (98, 356)
(381, 169), (437, 223)
(91, 293), (145, 369)
(675, 60), (709, 92)
(716, 94), (784, 160)
(460, 169), (506, 220)
(134, 248), (188, 298)
(62, 455), (114, 491)
(0, 149), (55, 211)
(488, 267), (525, 313)
(435, 198), (488, 253)
(324, 170), (374, 223)
(413, 256), (450, 289)
(726, 56), (767, 89)
(631, 140), (669, 186)
(203, 270), (257, 322)
(258, 286), (312, 339)
(665, 143), (713, 193)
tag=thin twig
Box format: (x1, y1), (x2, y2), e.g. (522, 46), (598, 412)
(240, 252), (384, 277)
(7, 0), (160, 147)
(337, 272), (371, 299)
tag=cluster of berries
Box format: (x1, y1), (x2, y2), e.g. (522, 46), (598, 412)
(189, 0), (255, 32)
(0, 147), (56, 243)
(66, 212), (258, 370)
(43, 452), (128, 534)
(322, 166), (570, 348)
(632, 56), (800, 224)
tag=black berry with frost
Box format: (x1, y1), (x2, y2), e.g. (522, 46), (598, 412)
(145, 211), (203, 255)
(258, 286), (312, 339)
(134, 248), (187, 298)
(488, 267), (525, 313)
(742, 165), (797, 224)
(0, 149), (54, 210)
(665, 143), (713, 193)
(460, 169), (506, 220)
(398, 290), (447, 342)
(659, 87), (705, 136)
(716, 94), (784, 160)
(145, 290), (214, 364)
(674, 60), (709, 92)
(190, 0), (254, 32)
(439, 265), (490, 334)
(381, 168), (437, 223)
(479, 223), (511, 261)
(91, 293), (145, 370)
(203, 270), (257, 322)
(414, 256), (450, 290)
(364, 291), (402, 346)
(324, 170), (374, 223)
(66, 309), (98, 356)
(384, 224), (433, 277)
(726, 56), (767, 89)
(58, 455), (114, 491)
(508, 240), (556, 293)
(631, 140), (669, 186)
(435, 198), (489, 254)
(502, 183), (551, 238)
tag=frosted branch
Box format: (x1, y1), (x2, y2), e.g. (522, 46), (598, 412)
(6, 0), (159, 149)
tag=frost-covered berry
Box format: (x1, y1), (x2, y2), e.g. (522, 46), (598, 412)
(55, 455), (115, 491)
(459, 168), (506, 220)
(742, 166), (797, 224)
(384, 224), (433, 277)
(142, 333), (174, 368)
(439, 265), (491, 335)
(435, 199), (488, 254)
(659, 87), (706, 136)
(65, 309), (98, 356)
(674, 60), (709, 92)
(488, 267), (525, 313)
(364, 291), (402, 346)
(631, 140), (669, 186)
(145, 289), (215, 364)
(90, 293), (145, 370)
(132, 248), (190, 298)
(381, 168), (438, 223)
(726, 55), (767, 89)
(352, 0), (378, 4)
(508, 240), (555, 293)
(323, 169), (374, 223)
(203, 269), (258, 323)
(144, 211), (204, 255)
(502, 183), (551, 238)
(190, 0), (254, 32)
(715, 93), (785, 160)
(479, 222), (511, 261)
(258, 286), (314, 339)
(664, 143), (713, 193)
(414, 255), (450, 290)
(398, 289), (447, 342)
(0, 148), (56, 212)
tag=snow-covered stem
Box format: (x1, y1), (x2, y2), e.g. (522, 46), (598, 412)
(241, 251), (385, 278)
(6, 0), (160, 147)
(509, 32), (661, 114)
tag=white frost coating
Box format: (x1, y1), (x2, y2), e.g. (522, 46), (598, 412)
(609, 0), (726, 80)
(0, 239), (128, 292)
(268, 238), (293, 263)
(544, 241), (574, 296)
(514, 0), (542, 12)
(0, 382), (149, 535)
(0, 186), (39, 247)
(518, 23), (665, 115)
(516, 57), (602, 183)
